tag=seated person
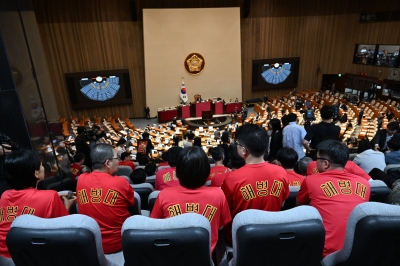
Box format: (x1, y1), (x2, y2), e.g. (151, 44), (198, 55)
(372, 121), (400, 152)
(77, 144), (134, 254)
(145, 162), (157, 178)
(353, 139), (385, 173)
(207, 147), (230, 182)
(306, 160), (371, 181)
(183, 132), (195, 148)
(296, 156), (313, 176)
(276, 147), (305, 187)
(0, 149), (76, 258)
(116, 138), (127, 158)
(192, 137), (202, 147)
(155, 147), (182, 190)
(151, 146), (231, 252)
(70, 152), (85, 180)
(130, 168), (147, 184)
(385, 139), (400, 165)
(118, 152), (136, 171)
(210, 143), (245, 188)
(297, 140), (370, 257)
(158, 152), (169, 167)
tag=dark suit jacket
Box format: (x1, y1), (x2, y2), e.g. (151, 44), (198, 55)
(371, 130), (400, 150)
(268, 130), (283, 160)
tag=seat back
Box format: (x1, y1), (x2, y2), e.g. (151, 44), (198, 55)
(148, 190), (160, 213)
(232, 206), (325, 266)
(122, 213), (212, 266)
(369, 180), (392, 203)
(128, 191), (142, 216)
(115, 166), (133, 177)
(322, 202), (400, 266)
(6, 215), (106, 266)
(281, 186), (300, 210)
(131, 183), (154, 210)
(145, 174), (156, 187)
(46, 178), (76, 192)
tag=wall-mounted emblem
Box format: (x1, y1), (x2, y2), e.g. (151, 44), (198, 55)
(185, 53), (205, 75)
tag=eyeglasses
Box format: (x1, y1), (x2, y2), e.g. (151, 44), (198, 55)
(102, 157), (119, 165)
(316, 157), (332, 163)
(235, 141), (247, 150)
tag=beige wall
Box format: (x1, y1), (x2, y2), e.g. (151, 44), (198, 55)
(143, 8), (242, 117)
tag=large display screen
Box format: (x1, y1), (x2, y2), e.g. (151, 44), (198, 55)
(252, 57), (300, 91)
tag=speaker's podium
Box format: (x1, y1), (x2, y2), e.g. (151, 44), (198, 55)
(190, 101), (211, 117)
(202, 110), (213, 121)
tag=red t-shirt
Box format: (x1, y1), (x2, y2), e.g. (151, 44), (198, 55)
(306, 161), (371, 181)
(70, 163), (82, 180)
(0, 188), (69, 258)
(158, 162), (169, 167)
(150, 185), (231, 251)
(297, 170), (371, 257)
(207, 165), (230, 181)
(286, 170), (304, 187)
(76, 171), (134, 254)
(221, 162), (289, 243)
(155, 167), (180, 191)
(118, 161), (136, 171)
(210, 172), (229, 188)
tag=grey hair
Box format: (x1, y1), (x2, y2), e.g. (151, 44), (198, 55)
(297, 156), (313, 176)
(91, 144), (115, 170)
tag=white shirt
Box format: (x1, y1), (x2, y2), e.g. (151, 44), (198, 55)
(282, 122), (307, 159)
(353, 149), (386, 174)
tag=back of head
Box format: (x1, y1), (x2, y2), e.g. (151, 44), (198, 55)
(193, 137), (202, 147)
(287, 113), (297, 123)
(91, 144), (115, 170)
(120, 152), (130, 161)
(161, 151), (168, 162)
(210, 146), (224, 161)
(117, 138), (127, 146)
(73, 152), (85, 163)
(388, 138), (400, 151)
(130, 168), (147, 184)
(77, 126), (85, 135)
(316, 139), (349, 168)
(269, 118), (282, 132)
(387, 121), (399, 131)
(142, 132), (150, 139)
(320, 105), (334, 120)
(5, 149), (41, 190)
(221, 132), (229, 143)
(276, 147), (298, 169)
(187, 132), (195, 141)
(229, 143), (246, 169)
(281, 115), (289, 127)
(297, 156), (313, 175)
(176, 146), (210, 189)
(167, 147), (183, 167)
(144, 162), (157, 176)
(357, 139), (371, 153)
(236, 124), (268, 157)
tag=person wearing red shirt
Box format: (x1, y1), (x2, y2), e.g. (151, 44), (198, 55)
(222, 124), (289, 244)
(297, 140), (371, 257)
(77, 144), (134, 254)
(210, 143), (245, 188)
(306, 160), (371, 181)
(207, 147), (230, 182)
(276, 147), (305, 187)
(0, 149), (75, 258)
(70, 152), (85, 180)
(151, 146), (231, 251)
(155, 147), (182, 190)
(118, 152), (136, 171)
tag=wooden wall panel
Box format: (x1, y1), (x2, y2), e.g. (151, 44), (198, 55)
(32, 0), (400, 119)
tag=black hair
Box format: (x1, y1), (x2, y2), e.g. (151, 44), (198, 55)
(73, 152), (85, 163)
(281, 115), (289, 127)
(142, 132), (150, 139)
(167, 146), (183, 167)
(357, 139), (371, 153)
(117, 138), (126, 146)
(210, 146), (224, 161)
(138, 156), (149, 166)
(161, 151), (168, 162)
(276, 147), (298, 169)
(316, 139), (349, 168)
(269, 118), (282, 132)
(120, 152), (130, 161)
(387, 121), (399, 131)
(228, 143), (246, 169)
(176, 146), (210, 189)
(297, 157), (313, 175)
(193, 137), (202, 147)
(77, 126), (85, 135)
(287, 113), (297, 123)
(91, 144), (115, 170)
(145, 162), (157, 176)
(236, 124), (269, 157)
(320, 105), (334, 120)
(4, 149), (41, 189)
(221, 132), (229, 143)
(187, 132), (195, 140)
(387, 138), (400, 151)
(130, 168), (147, 184)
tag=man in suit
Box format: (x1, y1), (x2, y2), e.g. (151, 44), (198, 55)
(372, 121), (400, 152)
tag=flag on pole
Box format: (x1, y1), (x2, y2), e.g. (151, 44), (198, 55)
(180, 78), (188, 103)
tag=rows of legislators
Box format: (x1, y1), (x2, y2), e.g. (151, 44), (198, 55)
(1, 89), (400, 265)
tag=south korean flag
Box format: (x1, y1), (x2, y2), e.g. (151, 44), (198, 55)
(180, 79), (188, 103)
